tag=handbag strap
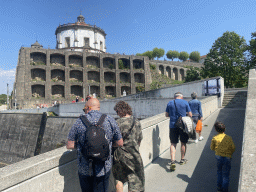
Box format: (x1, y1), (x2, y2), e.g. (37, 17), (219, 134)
(173, 100), (180, 117)
(122, 116), (136, 141)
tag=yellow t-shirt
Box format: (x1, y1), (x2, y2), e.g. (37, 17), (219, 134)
(210, 133), (235, 158)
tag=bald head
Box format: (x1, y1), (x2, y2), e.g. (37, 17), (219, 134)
(85, 98), (100, 111)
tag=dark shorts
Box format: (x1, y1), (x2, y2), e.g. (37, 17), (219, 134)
(192, 115), (200, 127)
(78, 171), (110, 192)
(169, 128), (189, 144)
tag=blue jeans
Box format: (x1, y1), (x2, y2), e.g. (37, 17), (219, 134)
(78, 171), (110, 192)
(215, 155), (231, 192)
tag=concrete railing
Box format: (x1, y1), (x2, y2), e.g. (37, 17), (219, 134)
(238, 69), (256, 192)
(48, 76), (224, 117)
(0, 95), (219, 192)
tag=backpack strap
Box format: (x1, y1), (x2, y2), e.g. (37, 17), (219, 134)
(122, 116), (136, 141)
(80, 115), (92, 128)
(97, 114), (107, 126)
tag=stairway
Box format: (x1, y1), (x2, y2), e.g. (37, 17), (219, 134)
(222, 90), (247, 108)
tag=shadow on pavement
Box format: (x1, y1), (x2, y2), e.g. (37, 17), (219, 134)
(184, 108), (245, 192)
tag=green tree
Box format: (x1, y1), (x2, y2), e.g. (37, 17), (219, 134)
(179, 51), (189, 62)
(152, 48), (165, 60)
(136, 53), (143, 56)
(143, 51), (154, 60)
(184, 67), (201, 82)
(202, 31), (247, 88)
(0, 94), (11, 105)
(249, 32), (256, 68)
(166, 50), (180, 61)
(189, 51), (200, 62)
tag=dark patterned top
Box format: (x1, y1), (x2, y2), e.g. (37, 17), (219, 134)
(67, 110), (122, 177)
(113, 116), (145, 191)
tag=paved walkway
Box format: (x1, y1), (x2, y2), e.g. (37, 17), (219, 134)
(124, 107), (245, 192)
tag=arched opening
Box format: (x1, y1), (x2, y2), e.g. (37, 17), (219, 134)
(120, 72), (131, 83)
(31, 85), (45, 98)
(90, 86), (100, 97)
(69, 55), (83, 68)
(180, 69), (185, 81)
(136, 86), (145, 93)
(30, 52), (46, 65)
(159, 65), (164, 75)
(104, 72), (116, 83)
(173, 68), (178, 80)
(166, 67), (171, 78)
(103, 57), (115, 69)
(105, 86), (116, 98)
(31, 69), (46, 81)
(70, 70), (83, 82)
(86, 56), (100, 69)
(51, 69), (65, 82)
(118, 58), (130, 69)
(52, 85), (64, 98)
(88, 71), (100, 83)
(133, 59), (144, 70)
(134, 73), (144, 84)
(50, 54), (65, 66)
(71, 85), (83, 99)
(121, 86), (131, 95)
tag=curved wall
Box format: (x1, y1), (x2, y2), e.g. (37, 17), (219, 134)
(57, 28), (106, 52)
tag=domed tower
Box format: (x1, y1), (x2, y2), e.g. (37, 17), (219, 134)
(55, 14), (107, 53)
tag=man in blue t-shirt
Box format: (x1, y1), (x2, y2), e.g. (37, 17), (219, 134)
(165, 92), (192, 171)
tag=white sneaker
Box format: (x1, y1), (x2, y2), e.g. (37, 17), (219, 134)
(194, 139), (198, 143)
(199, 136), (204, 141)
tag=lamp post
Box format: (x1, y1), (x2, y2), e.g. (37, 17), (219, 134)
(7, 83), (9, 110)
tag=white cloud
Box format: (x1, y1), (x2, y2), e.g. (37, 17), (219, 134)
(0, 68), (16, 95)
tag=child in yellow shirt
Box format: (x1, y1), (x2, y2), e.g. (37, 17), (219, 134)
(210, 122), (235, 192)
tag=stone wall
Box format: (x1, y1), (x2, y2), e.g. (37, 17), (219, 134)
(0, 113), (44, 165)
(12, 48), (154, 109)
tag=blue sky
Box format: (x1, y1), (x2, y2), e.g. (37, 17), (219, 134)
(0, 0), (256, 95)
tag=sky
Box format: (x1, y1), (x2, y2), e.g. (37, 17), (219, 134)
(0, 0), (256, 95)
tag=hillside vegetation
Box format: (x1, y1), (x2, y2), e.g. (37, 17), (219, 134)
(0, 94), (11, 106)
(149, 64), (184, 90)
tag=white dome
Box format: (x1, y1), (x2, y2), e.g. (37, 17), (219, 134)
(55, 15), (106, 53)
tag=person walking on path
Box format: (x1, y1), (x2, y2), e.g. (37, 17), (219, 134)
(113, 101), (145, 192)
(188, 92), (203, 143)
(210, 121), (235, 192)
(66, 98), (123, 192)
(165, 92), (192, 171)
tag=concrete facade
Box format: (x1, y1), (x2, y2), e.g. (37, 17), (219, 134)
(239, 69), (256, 192)
(0, 113), (44, 165)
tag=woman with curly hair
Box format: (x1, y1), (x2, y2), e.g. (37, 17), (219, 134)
(113, 101), (145, 192)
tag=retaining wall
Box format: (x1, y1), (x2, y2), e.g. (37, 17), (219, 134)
(49, 76), (224, 117)
(239, 69), (256, 192)
(0, 95), (219, 192)
(0, 113), (44, 165)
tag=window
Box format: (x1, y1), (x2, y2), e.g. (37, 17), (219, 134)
(100, 41), (103, 51)
(84, 38), (89, 47)
(65, 37), (70, 48)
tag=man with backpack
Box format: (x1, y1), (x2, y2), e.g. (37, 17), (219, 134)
(66, 98), (123, 192)
(165, 92), (192, 171)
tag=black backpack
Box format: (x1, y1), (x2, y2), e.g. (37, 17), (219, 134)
(80, 114), (110, 162)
